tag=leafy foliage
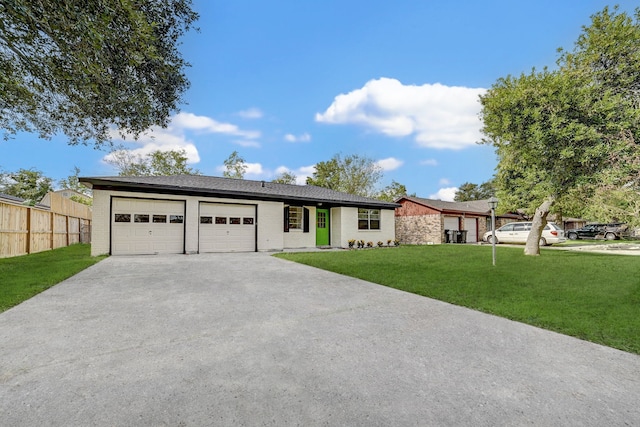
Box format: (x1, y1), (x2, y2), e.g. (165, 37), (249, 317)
(0, 0), (198, 146)
(272, 170), (297, 184)
(0, 168), (53, 202)
(306, 153), (383, 197)
(454, 180), (495, 202)
(480, 6), (640, 228)
(222, 151), (247, 179)
(377, 180), (414, 202)
(106, 148), (201, 176)
(58, 166), (91, 197)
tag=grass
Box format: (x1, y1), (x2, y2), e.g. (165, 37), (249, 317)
(275, 245), (640, 354)
(0, 244), (106, 313)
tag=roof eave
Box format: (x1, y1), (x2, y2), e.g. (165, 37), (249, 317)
(80, 178), (399, 209)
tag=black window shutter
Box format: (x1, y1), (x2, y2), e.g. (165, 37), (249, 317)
(284, 206), (290, 232)
(303, 208), (310, 233)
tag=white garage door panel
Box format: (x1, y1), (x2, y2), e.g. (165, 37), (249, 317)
(464, 218), (478, 243)
(444, 217), (459, 231)
(199, 203), (255, 253)
(111, 198), (184, 255)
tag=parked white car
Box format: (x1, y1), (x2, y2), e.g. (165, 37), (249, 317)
(483, 222), (566, 246)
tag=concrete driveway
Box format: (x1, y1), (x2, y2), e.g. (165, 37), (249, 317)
(1, 253), (639, 426)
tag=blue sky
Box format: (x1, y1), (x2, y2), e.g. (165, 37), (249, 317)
(2, 0), (638, 200)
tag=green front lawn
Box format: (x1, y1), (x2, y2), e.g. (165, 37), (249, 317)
(275, 245), (640, 354)
(0, 244), (106, 313)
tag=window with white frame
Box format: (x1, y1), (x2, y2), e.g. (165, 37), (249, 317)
(288, 206), (303, 230)
(358, 208), (380, 230)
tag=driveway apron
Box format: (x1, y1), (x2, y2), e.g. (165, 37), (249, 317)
(1, 253), (639, 426)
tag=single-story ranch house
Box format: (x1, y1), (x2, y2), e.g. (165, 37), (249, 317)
(80, 175), (399, 256)
(395, 196), (521, 245)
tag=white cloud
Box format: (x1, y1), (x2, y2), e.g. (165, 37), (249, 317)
(439, 178), (451, 186)
(233, 139), (261, 148)
(105, 127), (201, 164)
(237, 108), (263, 119)
(103, 111), (262, 170)
(103, 142), (201, 165)
(376, 157), (403, 171)
(244, 163), (264, 176)
(315, 77), (486, 150)
(215, 162), (264, 177)
(429, 187), (458, 202)
(172, 112), (260, 139)
(284, 132), (312, 143)
(420, 159), (438, 166)
(275, 165), (315, 185)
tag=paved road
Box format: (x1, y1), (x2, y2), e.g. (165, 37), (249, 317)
(1, 253), (639, 426)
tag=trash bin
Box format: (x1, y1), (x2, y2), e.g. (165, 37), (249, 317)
(448, 229), (456, 243)
(444, 229), (450, 243)
(460, 230), (468, 243)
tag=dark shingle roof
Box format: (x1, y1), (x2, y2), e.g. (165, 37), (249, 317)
(80, 175), (399, 209)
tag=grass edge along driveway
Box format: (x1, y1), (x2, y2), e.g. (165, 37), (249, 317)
(275, 245), (640, 355)
(0, 244), (106, 313)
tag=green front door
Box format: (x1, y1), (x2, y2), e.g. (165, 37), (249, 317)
(316, 209), (329, 246)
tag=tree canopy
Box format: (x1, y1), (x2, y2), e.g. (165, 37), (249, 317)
(306, 153), (383, 198)
(222, 151), (247, 179)
(377, 180), (414, 202)
(0, 0), (198, 146)
(454, 180), (495, 202)
(0, 168), (53, 202)
(480, 6), (640, 254)
(272, 171), (297, 185)
(106, 148), (201, 176)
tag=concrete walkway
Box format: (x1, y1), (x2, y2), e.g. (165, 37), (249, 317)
(1, 253), (639, 426)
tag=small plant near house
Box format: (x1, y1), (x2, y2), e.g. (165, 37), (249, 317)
(348, 239), (356, 249)
(357, 240), (365, 249)
(366, 241), (374, 248)
(387, 239), (393, 246)
(377, 241), (384, 247)
(394, 239), (400, 247)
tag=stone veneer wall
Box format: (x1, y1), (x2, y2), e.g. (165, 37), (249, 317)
(395, 214), (443, 245)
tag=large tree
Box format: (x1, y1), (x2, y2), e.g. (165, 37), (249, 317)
(272, 171), (297, 185)
(222, 151), (247, 179)
(377, 180), (414, 202)
(0, 0), (198, 146)
(58, 166), (92, 205)
(454, 180), (495, 202)
(480, 6), (640, 255)
(106, 148), (201, 176)
(306, 153), (383, 197)
(0, 168), (53, 202)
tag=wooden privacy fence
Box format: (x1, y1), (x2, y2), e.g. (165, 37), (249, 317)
(0, 192), (92, 258)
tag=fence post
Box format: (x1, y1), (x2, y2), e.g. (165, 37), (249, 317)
(26, 206), (32, 254)
(50, 211), (54, 250)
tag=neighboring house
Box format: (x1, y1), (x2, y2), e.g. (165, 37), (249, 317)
(395, 196), (521, 245)
(0, 192), (50, 209)
(41, 189), (91, 206)
(79, 175), (399, 256)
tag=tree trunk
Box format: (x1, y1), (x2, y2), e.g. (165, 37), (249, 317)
(524, 196), (555, 256)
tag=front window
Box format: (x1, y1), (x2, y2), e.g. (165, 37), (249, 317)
(358, 208), (380, 230)
(288, 206), (303, 230)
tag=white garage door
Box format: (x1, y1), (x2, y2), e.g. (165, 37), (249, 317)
(199, 203), (255, 253)
(444, 217), (459, 231)
(464, 218), (478, 243)
(111, 198), (185, 255)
